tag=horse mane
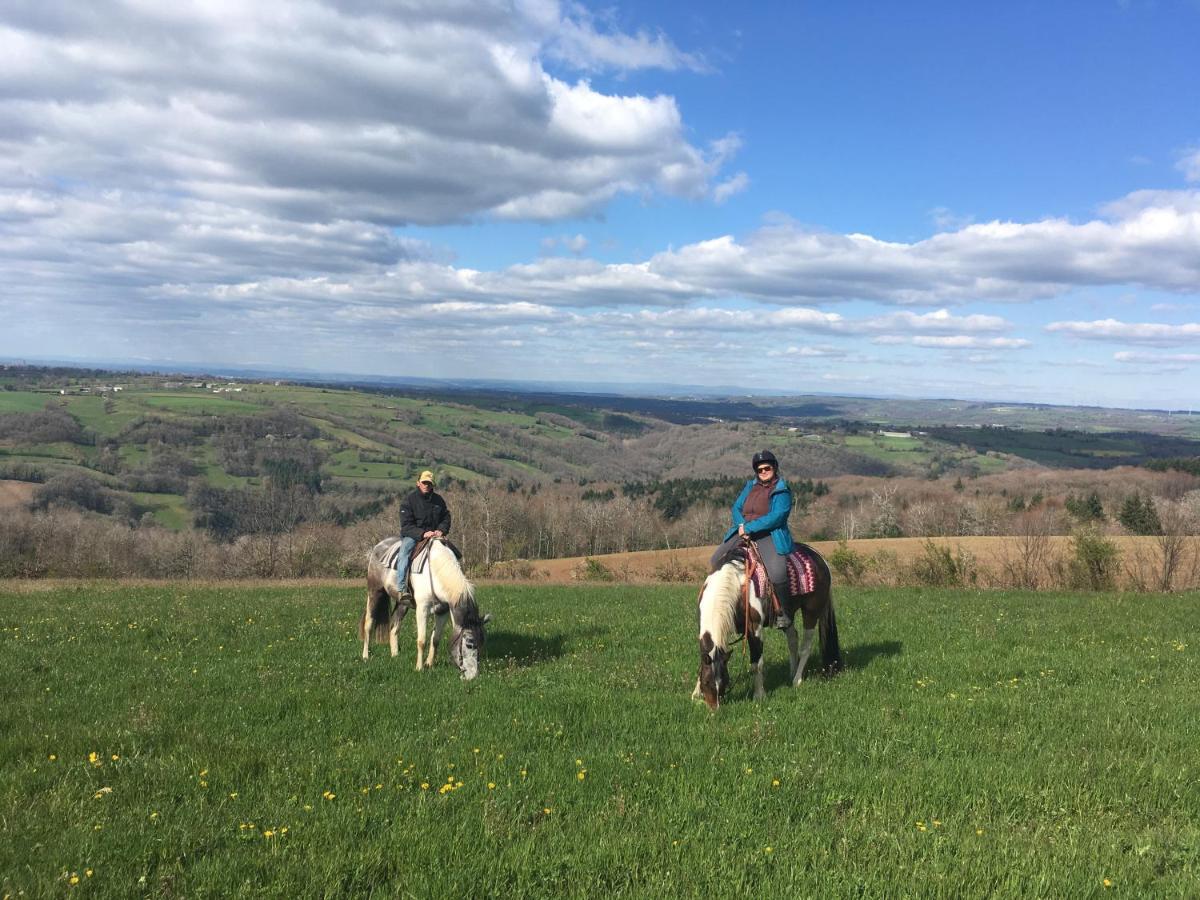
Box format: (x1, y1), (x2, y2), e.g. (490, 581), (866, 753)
(699, 559), (743, 650)
(429, 541), (476, 612)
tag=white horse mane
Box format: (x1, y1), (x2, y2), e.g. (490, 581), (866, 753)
(427, 541), (476, 611)
(699, 559), (744, 650)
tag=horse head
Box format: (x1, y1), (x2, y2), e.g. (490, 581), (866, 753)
(439, 601), (492, 681)
(697, 631), (730, 710)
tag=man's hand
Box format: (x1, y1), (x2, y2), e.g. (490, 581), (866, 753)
(737, 524), (746, 537)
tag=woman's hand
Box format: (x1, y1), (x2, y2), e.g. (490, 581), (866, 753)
(737, 524), (745, 537)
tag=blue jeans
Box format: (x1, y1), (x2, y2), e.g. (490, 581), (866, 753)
(394, 536), (417, 592)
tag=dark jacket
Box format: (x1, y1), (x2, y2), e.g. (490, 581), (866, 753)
(400, 488), (451, 541)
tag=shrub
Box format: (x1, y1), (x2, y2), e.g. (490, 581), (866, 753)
(828, 540), (867, 585)
(651, 555), (701, 582)
(1066, 527), (1120, 590)
(573, 557), (614, 581)
(909, 539), (977, 588)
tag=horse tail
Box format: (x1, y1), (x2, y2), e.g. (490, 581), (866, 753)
(819, 595), (843, 675)
(361, 589), (392, 645)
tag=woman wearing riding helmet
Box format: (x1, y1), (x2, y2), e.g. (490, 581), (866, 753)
(709, 449), (795, 628)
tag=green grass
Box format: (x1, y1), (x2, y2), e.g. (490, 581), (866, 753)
(127, 493), (190, 530)
(135, 393), (264, 415)
(0, 391), (54, 413)
(2, 585), (1198, 897)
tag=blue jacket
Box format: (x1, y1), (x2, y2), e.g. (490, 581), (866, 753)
(723, 477), (795, 555)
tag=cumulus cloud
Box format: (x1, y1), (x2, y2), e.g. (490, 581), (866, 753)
(644, 192), (1200, 304)
(1045, 319), (1200, 344)
(0, 0), (728, 234)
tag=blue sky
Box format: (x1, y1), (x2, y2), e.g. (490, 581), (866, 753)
(2, 0), (1199, 408)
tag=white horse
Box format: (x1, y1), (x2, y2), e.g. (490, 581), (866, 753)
(693, 543), (841, 709)
(362, 537), (490, 680)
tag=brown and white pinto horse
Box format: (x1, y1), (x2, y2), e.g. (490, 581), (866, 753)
(693, 541), (842, 709)
(362, 536), (490, 680)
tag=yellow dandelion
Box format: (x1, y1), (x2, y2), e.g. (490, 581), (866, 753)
(772, 779), (780, 787)
(421, 782), (429, 790)
(543, 807), (552, 815)
(473, 748), (480, 754)
(745, 767), (753, 774)
(577, 771), (586, 781)
(229, 792), (238, 799)
(303, 804), (313, 811)
(49, 754), (57, 761)
(111, 754), (119, 761)
(150, 811), (158, 819)
(85, 870), (93, 878)
(976, 828), (984, 835)
(488, 782), (496, 790)
(764, 846), (773, 854)
(69, 875), (80, 885)
(1103, 879), (1113, 888)
(932, 820), (942, 827)
(263, 830), (276, 839)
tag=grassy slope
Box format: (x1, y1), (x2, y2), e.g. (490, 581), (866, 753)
(1, 583), (1196, 897)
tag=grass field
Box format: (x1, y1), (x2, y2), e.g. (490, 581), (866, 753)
(2, 583), (1198, 897)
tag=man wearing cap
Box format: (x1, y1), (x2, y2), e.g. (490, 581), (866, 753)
(395, 470), (452, 604)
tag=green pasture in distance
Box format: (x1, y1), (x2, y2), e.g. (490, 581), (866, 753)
(64, 396), (143, 436)
(0, 391), (54, 413)
(2, 584), (1197, 897)
(136, 393), (264, 415)
(126, 492), (190, 530)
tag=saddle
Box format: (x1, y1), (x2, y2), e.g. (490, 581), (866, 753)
(380, 536), (463, 575)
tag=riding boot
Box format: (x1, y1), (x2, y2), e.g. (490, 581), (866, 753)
(770, 581), (793, 630)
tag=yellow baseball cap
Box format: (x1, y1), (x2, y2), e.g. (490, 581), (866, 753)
(418, 470), (435, 485)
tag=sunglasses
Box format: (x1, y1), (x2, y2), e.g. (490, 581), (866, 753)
(755, 465), (774, 473)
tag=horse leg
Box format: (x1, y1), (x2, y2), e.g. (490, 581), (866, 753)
(388, 601), (400, 657)
(786, 624), (799, 678)
(427, 609), (448, 667)
(361, 605), (371, 661)
(792, 627), (817, 686)
(749, 628), (765, 701)
(414, 602), (428, 671)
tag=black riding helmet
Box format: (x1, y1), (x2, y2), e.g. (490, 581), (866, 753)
(751, 449), (779, 471)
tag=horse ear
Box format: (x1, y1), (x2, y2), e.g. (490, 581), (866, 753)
(433, 601), (450, 616)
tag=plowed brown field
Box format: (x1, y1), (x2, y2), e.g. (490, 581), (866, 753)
(0, 480), (35, 509)
(501, 535), (1197, 588)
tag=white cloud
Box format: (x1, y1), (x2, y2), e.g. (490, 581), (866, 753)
(713, 172), (749, 204)
(910, 336), (1031, 349)
(1045, 319), (1200, 344)
(0, 1), (730, 233)
(1177, 147), (1200, 183)
(1114, 350), (1200, 364)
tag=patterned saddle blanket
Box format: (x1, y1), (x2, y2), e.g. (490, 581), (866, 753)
(748, 543), (825, 600)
